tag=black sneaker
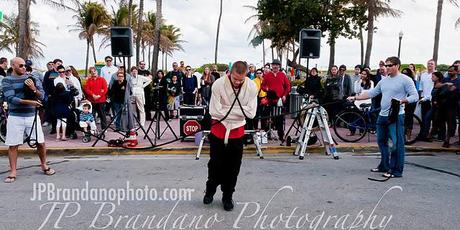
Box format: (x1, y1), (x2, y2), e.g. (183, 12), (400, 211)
(203, 195), (213, 205)
(222, 198), (234, 211)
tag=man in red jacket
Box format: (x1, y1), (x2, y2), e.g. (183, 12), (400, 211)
(261, 59), (291, 142)
(84, 66), (108, 129)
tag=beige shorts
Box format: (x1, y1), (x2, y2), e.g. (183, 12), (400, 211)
(5, 115), (44, 146)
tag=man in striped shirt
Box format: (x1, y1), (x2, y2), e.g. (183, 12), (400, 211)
(2, 57), (55, 183)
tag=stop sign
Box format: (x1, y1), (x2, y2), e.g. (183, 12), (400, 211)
(183, 120), (201, 136)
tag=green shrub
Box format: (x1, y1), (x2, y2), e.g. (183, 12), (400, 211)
(195, 63), (228, 73)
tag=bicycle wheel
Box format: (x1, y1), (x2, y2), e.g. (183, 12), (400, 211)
(0, 118), (6, 143)
(334, 111), (367, 142)
(405, 114), (422, 145)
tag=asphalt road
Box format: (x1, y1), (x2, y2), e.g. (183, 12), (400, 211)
(0, 152), (459, 230)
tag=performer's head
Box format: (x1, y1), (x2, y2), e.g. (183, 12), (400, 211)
(230, 61), (248, 89)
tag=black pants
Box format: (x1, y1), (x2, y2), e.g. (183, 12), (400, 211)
(183, 92), (196, 105)
(421, 100), (432, 138)
(433, 105), (456, 140)
(92, 103), (107, 129)
(206, 134), (244, 199)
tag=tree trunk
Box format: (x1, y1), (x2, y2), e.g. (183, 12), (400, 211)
(151, 0), (162, 74)
(136, 0), (144, 65)
(165, 54), (168, 72)
(142, 41), (146, 62)
(359, 26), (364, 66)
(18, 0), (32, 59)
(262, 39), (266, 65)
(85, 39), (90, 77)
(91, 37), (97, 63)
(214, 0), (223, 64)
(148, 45), (152, 68)
(364, 4), (374, 67)
(328, 37), (336, 71)
(161, 51), (164, 70)
(271, 46), (274, 61)
(433, 0), (443, 63)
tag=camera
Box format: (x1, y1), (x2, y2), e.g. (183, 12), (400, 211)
(23, 76), (37, 100)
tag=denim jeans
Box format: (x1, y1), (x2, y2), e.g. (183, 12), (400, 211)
(376, 114), (405, 177)
(112, 102), (123, 130)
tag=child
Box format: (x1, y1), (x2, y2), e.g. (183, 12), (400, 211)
(167, 74), (181, 118)
(54, 83), (72, 140)
(79, 103), (97, 134)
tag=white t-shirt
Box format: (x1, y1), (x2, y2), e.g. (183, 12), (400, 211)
(419, 71), (434, 101)
(100, 65), (118, 85)
(54, 75), (83, 100)
(354, 80), (374, 108)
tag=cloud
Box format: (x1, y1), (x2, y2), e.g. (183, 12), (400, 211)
(1, 0), (459, 72)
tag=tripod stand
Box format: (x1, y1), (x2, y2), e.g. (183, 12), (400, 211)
(91, 98), (155, 147)
(144, 85), (178, 142)
(294, 100), (339, 160)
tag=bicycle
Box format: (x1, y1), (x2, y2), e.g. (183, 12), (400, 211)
(0, 102), (7, 143)
(333, 102), (422, 144)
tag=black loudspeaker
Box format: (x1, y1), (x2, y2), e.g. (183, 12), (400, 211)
(299, 29), (321, 59)
(111, 27), (133, 57)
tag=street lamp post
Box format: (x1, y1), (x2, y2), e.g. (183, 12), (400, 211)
(397, 31), (403, 59)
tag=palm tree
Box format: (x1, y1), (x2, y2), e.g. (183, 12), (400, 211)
(17, 0), (32, 59)
(214, 0), (223, 64)
(14, 0), (78, 59)
(433, 0), (458, 63)
(0, 13), (45, 58)
(160, 24), (185, 70)
(151, 0), (162, 74)
(70, 2), (110, 76)
(354, 0), (402, 67)
(244, 5), (268, 65)
(136, 0), (145, 65)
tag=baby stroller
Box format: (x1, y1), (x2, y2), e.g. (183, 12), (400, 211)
(77, 100), (104, 143)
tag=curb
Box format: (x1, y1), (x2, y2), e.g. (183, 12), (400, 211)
(0, 144), (459, 156)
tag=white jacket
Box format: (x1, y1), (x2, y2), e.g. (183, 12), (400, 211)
(209, 76), (258, 144)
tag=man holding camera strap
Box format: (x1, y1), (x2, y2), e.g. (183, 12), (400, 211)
(2, 57), (55, 183)
(348, 56), (418, 178)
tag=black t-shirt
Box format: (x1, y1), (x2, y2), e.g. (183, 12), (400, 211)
(211, 71), (220, 80)
(110, 80), (127, 103)
(0, 68), (6, 77)
(138, 69), (151, 77)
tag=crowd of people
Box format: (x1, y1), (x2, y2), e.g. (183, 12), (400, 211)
(300, 58), (460, 148)
(1, 54), (460, 183)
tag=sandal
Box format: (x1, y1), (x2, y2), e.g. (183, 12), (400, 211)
(4, 176), (16, 183)
(43, 167), (56, 176)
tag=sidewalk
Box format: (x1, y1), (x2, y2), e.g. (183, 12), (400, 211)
(1, 118), (459, 155)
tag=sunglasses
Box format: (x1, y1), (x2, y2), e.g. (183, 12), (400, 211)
(18, 64), (26, 68)
(256, 72), (263, 74)
(58, 71), (65, 74)
(384, 64), (395, 67)
(186, 69), (191, 71)
(106, 60), (112, 62)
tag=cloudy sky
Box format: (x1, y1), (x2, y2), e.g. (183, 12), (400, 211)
(1, 0), (459, 71)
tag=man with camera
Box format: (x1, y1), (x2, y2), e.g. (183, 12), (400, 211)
(2, 57), (55, 183)
(348, 57), (418, 178)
